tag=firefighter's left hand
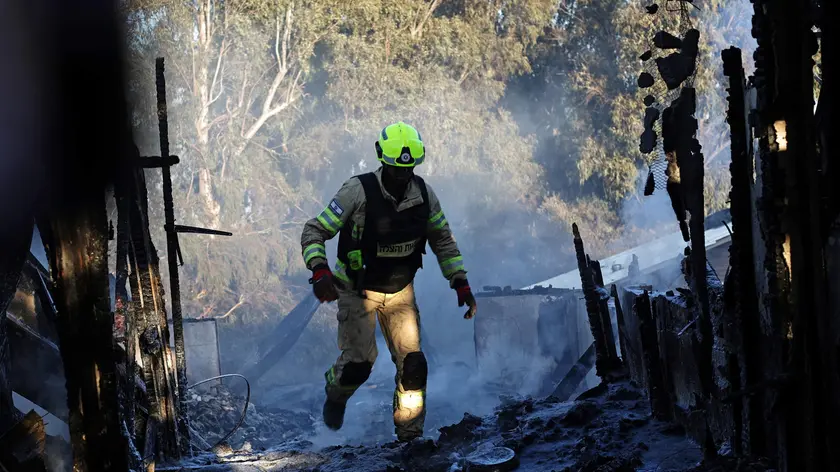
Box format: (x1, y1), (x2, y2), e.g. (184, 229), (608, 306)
(453, 279), (477, 319)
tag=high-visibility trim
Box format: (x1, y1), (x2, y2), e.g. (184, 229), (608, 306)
(440, 255), (465, 278)
(303, 243), (327, 265)
(325, 366), (358, 392)
(316, 206), (343, 235)
(351, 224), (363, 242)
(429, 210), (447, 231)
(334, 260), (351, 283)
(325, 366), (337, 385)
(394, 389), (426, 410)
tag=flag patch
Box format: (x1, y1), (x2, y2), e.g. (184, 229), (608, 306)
(329, 199), (344, 216)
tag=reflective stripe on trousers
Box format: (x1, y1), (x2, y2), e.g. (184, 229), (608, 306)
(324, 283), (426, 439)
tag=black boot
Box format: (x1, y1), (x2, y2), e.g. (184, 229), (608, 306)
(323, 398), (347, 430)
(396, 430), (422, 442)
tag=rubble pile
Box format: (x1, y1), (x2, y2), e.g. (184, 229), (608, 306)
(164, 380), (778, 471)
(185, 383), (315, 451)
(311, 381), (708, 472)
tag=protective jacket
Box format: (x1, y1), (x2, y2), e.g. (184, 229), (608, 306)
(301, 167), (466, 293)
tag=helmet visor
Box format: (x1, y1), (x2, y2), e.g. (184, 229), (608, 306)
(379, 138), (425, 167)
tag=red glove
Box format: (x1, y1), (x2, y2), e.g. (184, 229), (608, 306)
(453, 279), (477, 319)
(310, 264), (339, 303)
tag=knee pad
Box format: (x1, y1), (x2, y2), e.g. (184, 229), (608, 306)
(401, 351), (428, 391)
(340, 361), (373, 386)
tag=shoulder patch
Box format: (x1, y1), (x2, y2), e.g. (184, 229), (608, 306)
(329, 199), (344, 217)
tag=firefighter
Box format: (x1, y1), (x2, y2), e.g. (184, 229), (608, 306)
(300, 121), (477, 442)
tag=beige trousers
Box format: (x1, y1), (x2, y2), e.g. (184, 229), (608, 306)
(324, 283), (426, 439)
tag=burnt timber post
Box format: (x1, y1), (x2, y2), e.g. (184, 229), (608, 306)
(114, 161), (141, 470)
(610, 284), (630, 364)
(572, 223), (620, 379)
(763, 0), (831, 469)
(635, 291), (670, 420)
(722, 46), (766, 456)
(750, 2), (794, 465)
(47, 193), (129, 471)
(127, 164), (181, 461)
(589, 258), (620, 366)
(155, 57), (192, 454)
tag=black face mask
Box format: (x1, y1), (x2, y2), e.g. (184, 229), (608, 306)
(381, 165), (414, 200)
(383, 164), (414, 182)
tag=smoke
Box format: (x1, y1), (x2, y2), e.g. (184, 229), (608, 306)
(615, 0), (758, 256)
(141, 0), (760, 452)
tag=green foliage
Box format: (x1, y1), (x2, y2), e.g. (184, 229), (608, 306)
(123, 0), (755, 324)
(505, 0), (755, 234)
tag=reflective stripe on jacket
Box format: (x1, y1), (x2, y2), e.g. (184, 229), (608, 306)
(301, 167), (466, 285)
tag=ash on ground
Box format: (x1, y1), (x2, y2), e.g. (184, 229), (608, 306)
(186, 383), (316, 451)
(164, 380), (773, 471)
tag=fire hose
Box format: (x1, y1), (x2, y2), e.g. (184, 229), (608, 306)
(186, 373), (251, 451)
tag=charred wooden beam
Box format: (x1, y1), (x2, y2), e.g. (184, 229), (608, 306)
(589, 259), (620, 367)
(550, 342), (596, 401)
(670, 84), (716, 459)
(572, 223), (617, 379)
(238, 293), (320, 392)
(0, 410), (47, 471)
(610, 285), (630, 363)
(635, 291), (670, 420)
(750, 2), (795, 466)
(769, 0), (833, 468)
(5, 313), (69, 422)
(155, 57), (192, 455)
(47, 196), (128, 471)
(127, 165), (181, 461)
(722, 45), (767, 457)
(143, 416), (158, 472)
(132, 156), (180, 168)
(114, 157), (141, 468)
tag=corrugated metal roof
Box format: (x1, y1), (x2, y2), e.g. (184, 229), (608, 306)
(522, 224), (731, 290)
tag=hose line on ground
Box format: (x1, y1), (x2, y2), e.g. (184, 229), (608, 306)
(186, 373), (251, 451)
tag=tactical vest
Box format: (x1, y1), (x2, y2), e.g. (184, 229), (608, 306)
(336, 172), (430, 294)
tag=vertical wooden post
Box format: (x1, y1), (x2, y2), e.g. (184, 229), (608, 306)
(774, 0), (830, 467)
(590, 259), (620, 366)
(635, 291), (670, 420)
(155, 57), (192, 454)
(722, 46), (766, 456)
(573, 223), (618, 379)
(610, 284), (630, 364)
(114, 171), (140, 470)
(127, 169), (181, 460)
(48, 198), (129, 471)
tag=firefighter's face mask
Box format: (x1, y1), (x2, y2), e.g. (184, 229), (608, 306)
(383, 163), (414, 183)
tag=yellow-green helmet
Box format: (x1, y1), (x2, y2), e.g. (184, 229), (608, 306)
(375, 121), (425, 167)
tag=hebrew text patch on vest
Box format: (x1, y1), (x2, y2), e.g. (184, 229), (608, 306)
(377, 238), (420, 258)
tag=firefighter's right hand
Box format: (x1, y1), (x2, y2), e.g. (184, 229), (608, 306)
(310, 264), (339, 303)
(453, 278), (477, 320)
